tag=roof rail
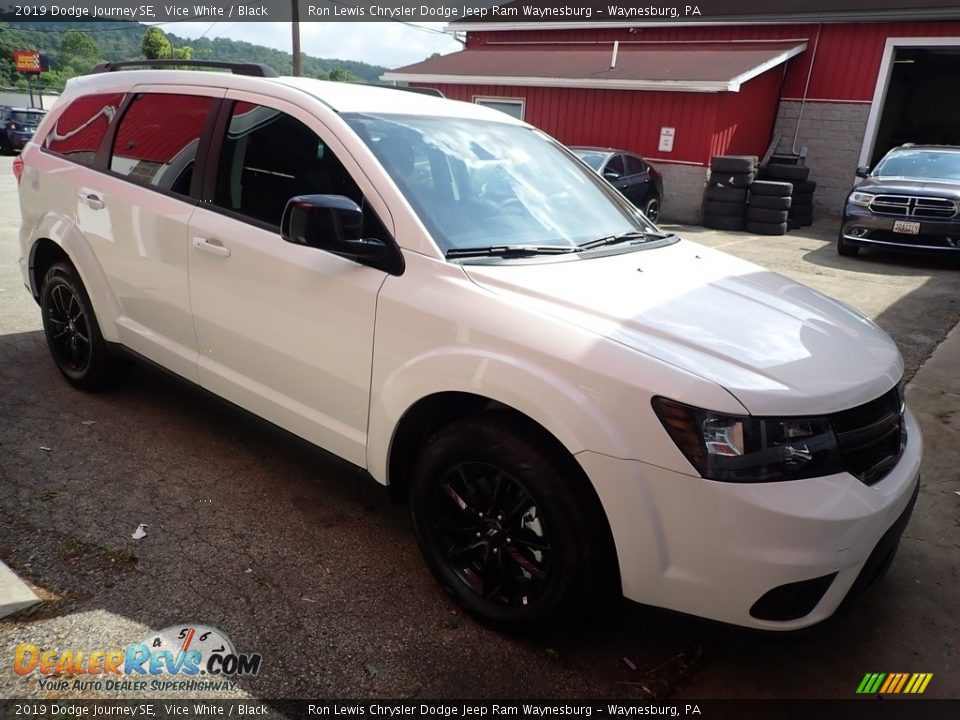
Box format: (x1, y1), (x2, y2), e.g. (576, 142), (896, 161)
(363, 83), (444, 98)
(92, 60), (278, 78)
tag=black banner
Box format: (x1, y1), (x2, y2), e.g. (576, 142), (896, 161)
(1, 700), (959, 720)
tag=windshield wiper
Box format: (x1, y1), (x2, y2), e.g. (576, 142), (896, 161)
(445, 245), (575, 259)
(576, 230), (673, 251)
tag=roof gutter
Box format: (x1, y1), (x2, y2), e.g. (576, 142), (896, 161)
(380, 73), (735, 92)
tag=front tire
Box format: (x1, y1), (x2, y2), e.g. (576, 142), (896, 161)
(40, 262), (122, 391)
(410, 412), (613, 628)
(837, 233), (860, 257)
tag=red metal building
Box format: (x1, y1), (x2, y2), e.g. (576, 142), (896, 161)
(385, 2), (960, 222)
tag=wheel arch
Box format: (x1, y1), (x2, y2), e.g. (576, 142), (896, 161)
(27, 215), (124, 342)
(385, 390), (623, 598)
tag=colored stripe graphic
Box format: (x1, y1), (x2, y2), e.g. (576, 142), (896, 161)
(857, 672), (932, 694)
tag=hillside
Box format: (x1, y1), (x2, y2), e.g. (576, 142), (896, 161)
(0, 20), (387, 88)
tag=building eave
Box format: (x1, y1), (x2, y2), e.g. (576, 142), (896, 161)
(449, 9), (960, 32)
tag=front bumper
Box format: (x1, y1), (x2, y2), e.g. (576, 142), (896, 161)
(577, 409), (922, 630)
(841, 205), (960, 252)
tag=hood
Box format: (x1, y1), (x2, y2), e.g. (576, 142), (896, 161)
(854, 177), (960, 199)
(463, 240), (902, 416)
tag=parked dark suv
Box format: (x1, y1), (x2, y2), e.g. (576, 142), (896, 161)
(1, 106), (45, 154)
(570, 146), (664, 222)
(839, 144), (960, 257)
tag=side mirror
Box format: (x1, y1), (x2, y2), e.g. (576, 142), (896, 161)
(281, 195), (386, 261)
(855, 165), (870, 178)
(603, 170), (621, 181)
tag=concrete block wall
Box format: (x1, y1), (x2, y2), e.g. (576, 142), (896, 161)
(656, 163), (710, 224)
(772, 100), (871, 217)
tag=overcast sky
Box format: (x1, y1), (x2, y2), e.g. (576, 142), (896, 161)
(167, 22), (463, 69)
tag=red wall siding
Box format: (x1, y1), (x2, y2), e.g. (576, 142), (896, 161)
(416, 82), (721, 164)
(467, 21), (960, 101)
(711, 65), (783, 158)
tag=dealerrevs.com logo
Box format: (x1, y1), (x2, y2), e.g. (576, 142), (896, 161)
(13, 624), (262, 693)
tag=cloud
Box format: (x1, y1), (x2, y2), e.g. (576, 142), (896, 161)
(169, 21), (461, 69)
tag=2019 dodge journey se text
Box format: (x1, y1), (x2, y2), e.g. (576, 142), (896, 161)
(16, 61), (922, 630)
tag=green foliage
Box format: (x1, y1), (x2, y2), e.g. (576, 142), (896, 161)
(141, 26), (172, 59)
(327, 67), (360, 83)
(60, 30), (102, 75)
(0, 20), (387, 92)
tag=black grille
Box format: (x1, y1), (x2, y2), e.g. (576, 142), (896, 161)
(870, 195), (957, 219)
(830, 386), (904, 486)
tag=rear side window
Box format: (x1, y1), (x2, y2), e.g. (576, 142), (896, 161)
(110, 93), (215, 196)
(604, 155), (626, 177)
(624, 155), (647, 176)
(43, 93), (124, 166)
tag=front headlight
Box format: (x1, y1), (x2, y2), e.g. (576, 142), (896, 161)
(848, 191), (875, 207)
(652, 397), (842, 482)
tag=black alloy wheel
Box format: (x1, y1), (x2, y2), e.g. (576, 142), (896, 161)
(411, 412), (616, 627)
(428, 461), (551, 607)
(40, 262), (123, 390)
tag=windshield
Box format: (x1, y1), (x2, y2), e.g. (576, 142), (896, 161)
(344, 113), (650, 253)
(571, 149), (607, 171)
(11, 111), (44, 125)
(874, 149), (960, 181)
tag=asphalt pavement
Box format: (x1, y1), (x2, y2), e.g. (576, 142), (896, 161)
(1, 155), (958, 702)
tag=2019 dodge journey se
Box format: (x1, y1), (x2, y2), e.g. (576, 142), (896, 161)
(16, 61), (922, 630)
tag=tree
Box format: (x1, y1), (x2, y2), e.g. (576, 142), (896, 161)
(172, 46), (193, 60)
(328, 67), (359, 83)
(141, 27), (173, 59)
(59, 30), (101, 75)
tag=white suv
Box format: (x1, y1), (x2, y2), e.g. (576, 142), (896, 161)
(16, 61), (921, 630)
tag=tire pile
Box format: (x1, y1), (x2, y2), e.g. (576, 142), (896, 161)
(757, 162), (816, 230)
(701, 155), (756, 231)
(746, 180), (793, 236)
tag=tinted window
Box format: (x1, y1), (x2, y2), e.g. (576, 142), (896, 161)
(604, 155), (626, 177)
(44, 93), (124, 166)
(110, 93), (214, 196)
(213, 102), (387, 240)
(11, 110), (44, 126)
(624, 155), (647, 176)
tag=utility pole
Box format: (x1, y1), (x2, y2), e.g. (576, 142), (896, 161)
(291, 0), (302, 76)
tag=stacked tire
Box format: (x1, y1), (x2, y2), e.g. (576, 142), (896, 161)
(701, 156), (757, 231)
(759, 163), (816, 229)
(746, 181), (792, 235)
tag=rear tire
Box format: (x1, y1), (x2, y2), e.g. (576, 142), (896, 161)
(410, 412), (613, 628)
(643, 194), (661, 223)
(40, 262), (123, 391)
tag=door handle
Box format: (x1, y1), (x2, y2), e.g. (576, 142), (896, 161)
(79, 192), (105, 210)
(193, 237), (231, 258)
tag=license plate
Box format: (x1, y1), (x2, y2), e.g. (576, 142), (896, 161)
(893, 220), (920, 235)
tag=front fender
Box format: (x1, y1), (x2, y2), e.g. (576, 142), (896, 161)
(29, 212), (123, 343)
(366, 346), (632, 485)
